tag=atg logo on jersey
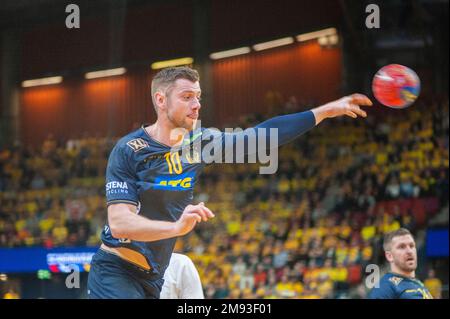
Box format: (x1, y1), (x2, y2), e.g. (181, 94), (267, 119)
(127, 138), (149, 152)
(106, 181), (129, 194)
(153, 173), (195, 191)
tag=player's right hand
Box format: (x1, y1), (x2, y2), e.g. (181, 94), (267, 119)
(325, 93), (373, 119)
(311, 93), (373, 125)
(174, 202), (215, 236)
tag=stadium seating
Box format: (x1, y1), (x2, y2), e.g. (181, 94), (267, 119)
(0, 99), (448, 298)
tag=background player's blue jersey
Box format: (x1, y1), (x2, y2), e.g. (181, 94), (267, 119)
(369, 272), (433, 299)
(101, 110), (316, 279)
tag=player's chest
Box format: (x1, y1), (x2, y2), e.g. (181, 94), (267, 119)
(134, 150), (202, 190)
(400, 283), (433, 299)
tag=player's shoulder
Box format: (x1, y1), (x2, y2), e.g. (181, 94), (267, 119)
(113, 127), (150, 155)
(380, 272), (406, 287)
(368, 273), (401, 299)
(199, 126), (222, 138)
(179, 127), (220, 148)
(382, 273), (405, 286)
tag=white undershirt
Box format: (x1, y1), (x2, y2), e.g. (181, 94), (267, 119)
(160, 253), (204, 299)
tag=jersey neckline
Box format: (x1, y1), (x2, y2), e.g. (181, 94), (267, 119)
(388, 272), (420, 282)
(141, 124), (173, 149)
(140, 124), (201, 150)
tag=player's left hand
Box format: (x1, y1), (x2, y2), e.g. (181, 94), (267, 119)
(174, 202), (215, 236)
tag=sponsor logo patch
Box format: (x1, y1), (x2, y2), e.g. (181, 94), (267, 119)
(106, 181), (129, 195)
(127, 138), (149, 152)
(389, 276), (403, 286)
(153, 173), (195, 191)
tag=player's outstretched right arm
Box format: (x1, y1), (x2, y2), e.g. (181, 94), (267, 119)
(108, 202), (214, 242)
(210, 93), (372, 159)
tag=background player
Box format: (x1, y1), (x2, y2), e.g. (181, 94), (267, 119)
(369, 228), (433, 299)
(160, 253), (204, 299)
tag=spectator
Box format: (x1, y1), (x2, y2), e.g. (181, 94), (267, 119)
(424, 268), (442, 299)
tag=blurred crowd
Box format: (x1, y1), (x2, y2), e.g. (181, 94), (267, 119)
(0, 98), (448, 298)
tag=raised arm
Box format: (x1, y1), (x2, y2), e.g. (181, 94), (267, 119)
(210, 93), (372, 158)
(254, 93), (372, 142)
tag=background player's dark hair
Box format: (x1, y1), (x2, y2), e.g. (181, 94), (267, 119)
(151, 66), (200, 112)
(383, 228), (413, 251)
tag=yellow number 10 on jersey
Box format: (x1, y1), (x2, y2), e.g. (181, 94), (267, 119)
(164, 152), (183, 174)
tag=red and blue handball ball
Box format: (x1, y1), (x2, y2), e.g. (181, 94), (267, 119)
(372, 64), (421, 109)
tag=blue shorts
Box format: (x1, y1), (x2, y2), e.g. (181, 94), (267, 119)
(87, 248), (164, 299)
